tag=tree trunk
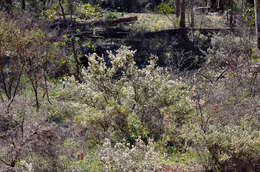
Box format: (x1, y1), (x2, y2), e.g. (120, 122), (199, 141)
(4, 0), (12, 14)
(21, 0), (25, 10)
(210, 0), (224, 11)
(191, 0), (194, 28)
(254, 0), (260, 50)
(207, 0), (211, 7)
(230, 0), (233, 29)
(68, 0), (74, 22)
(71, 37), (82, 82)
(180, 0), (186, 28)
(176, 0), (180, 18)
(58, 0), (66, 21)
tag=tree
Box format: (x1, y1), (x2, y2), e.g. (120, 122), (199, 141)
(21, 0), (26, 10)
(210, 0), (226, 11)
(190, 0), (194, 28)
(180, 0), (186, 28)
(0, 16), (60, 111)
(176, 0), (180, 18)
(58, 0), (66, 21)
(254, 0), (260, 50)
(230, 0), (233, 29)
(3, 0), (13, 13)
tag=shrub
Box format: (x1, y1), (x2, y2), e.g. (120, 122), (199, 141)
(183, 32), (260, 171)
(199, 33), (260, 121)
(0, 100), (63, 170)
(181, 116), (260, 171)
(69, 150), (105, 172)
(98, 137), (164, 172)
(0, 15), (60, 110)
(52, 46), (194, 146)
(69, 137), (164, 172)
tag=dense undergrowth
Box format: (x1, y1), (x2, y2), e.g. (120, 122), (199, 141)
(0, 4), (260, 172)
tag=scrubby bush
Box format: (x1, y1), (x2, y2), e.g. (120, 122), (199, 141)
(0, 15), (61, 110)
(52, 46), (194, 147)
(0, 100), (63, 171)
(182, 32), (260, 171)
(181, 116), (260, 171)
(205, 33), (254, 71)
(200, 33), (260, 120)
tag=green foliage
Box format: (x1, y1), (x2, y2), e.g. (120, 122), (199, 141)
(2, 3), (260, 171)
(0, 16), (60, 109)
(79, 3), (101, 19)
(103, 11), (121, 19)
(154, 0), (177, 27)
(40, 1), (101, 21)
(242, 6), (255, 28)
(70, 151), (105, 171)
(155, 0), (175, 15)
(52, 46), (193, 146)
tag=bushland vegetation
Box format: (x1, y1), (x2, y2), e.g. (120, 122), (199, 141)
(0, 0), (259, 171)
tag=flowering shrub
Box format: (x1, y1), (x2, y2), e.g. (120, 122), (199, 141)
(69, 137), (164, 172)
(53, 46), (194, 145)
(99, 137), (164, 172)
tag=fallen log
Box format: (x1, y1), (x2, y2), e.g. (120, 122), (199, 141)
(50, 16), (138, 30)
(70, 28), (130, 39)
(79, 16), (138, 27)
(103, 16), (138, 26)
(194, 7), (210, 14)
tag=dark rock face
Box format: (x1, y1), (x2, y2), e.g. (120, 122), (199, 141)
(78, 29), (211, 71)
(127, 29), (210, 70)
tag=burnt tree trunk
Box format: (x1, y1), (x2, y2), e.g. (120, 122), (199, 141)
(230, 0), (233, 29)
(21, 0), (25, 10)
(210, 0), (226, 11)
(180, 0), (186, 28)
(176, 0), (180, 18)
(191, 0), (194, 28)
(4, 0), (13, 13)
